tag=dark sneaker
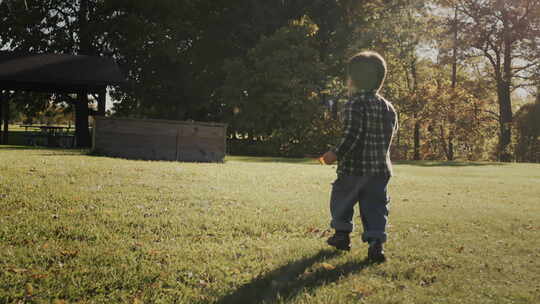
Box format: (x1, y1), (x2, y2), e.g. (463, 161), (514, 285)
(367, 241), (386, 263)
(326, 231), (351, 251)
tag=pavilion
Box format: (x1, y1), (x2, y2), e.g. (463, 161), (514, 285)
(0, 51), (125, 147)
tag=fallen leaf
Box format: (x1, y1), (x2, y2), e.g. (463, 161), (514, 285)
(420, 276), (437, 287)
(307, 227), (320, 234)
(320, 263), (335, 270)
(351, 285), (373, 299)
(199, 279), (208, 287)
(148, 250), (162, 256)
(30, 273), (49, 279)
(25, 283), (33, 296)
(60, 250), (78, 257)
(320, 229), (332, 237)
(8, 268), (28, 274)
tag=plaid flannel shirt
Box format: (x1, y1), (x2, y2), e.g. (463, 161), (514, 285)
(333, 91), (398, 176)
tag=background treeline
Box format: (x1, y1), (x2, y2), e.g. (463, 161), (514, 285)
(1, 0), (539, 162)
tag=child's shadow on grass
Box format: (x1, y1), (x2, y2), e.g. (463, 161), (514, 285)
(215, 249), (372, 304)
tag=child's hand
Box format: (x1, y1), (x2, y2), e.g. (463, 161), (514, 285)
(320, 151), (337, 165)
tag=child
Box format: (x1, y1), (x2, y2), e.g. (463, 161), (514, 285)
(320, 51), (398, 263)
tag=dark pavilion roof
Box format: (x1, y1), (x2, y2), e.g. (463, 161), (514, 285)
(0, 52), (125, 93)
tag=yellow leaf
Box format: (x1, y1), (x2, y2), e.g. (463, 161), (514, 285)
(60, 250), (79, 258)
(320, 263), (335, 270)
(148, 250), (162, 256)
(25, 283), (33, 296)
(30, 273), (48, 279)
(8, 268), (27, 273)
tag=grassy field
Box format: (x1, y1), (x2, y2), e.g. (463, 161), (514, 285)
(1, 146), (539, 303)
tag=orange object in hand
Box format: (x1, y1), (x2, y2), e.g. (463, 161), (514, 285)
(320, 151), (337, 165)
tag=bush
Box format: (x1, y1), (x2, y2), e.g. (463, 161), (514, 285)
(228, 114), (341, 157)
(514, 101), (540, 163)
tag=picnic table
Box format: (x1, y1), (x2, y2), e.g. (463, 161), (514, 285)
(19, 125), (76, 147)
(20, 124), (73, 133)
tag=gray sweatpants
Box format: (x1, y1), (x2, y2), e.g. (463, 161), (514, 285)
(329, 175), (390, 243)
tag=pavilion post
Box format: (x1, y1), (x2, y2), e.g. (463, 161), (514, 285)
(0, 92), (3, 144)
(1, 94), (8, 145)
(97, 87), (106, 116)
(75, 89), (91, 147)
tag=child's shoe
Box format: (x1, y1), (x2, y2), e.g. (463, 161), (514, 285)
(367, 241), (386, 263)
(326, 231), (351, 251)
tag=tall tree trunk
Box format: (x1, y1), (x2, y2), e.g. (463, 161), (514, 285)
(497, 38), (513, 162)
(79, 0), (91, 55)
(448, 137), (454, 160)
(76, 90), (90, 147)
(497, 80), (513, 162)
(410, 56), (421, 161)
(97, 89), (106, 116)
(497, 17), (514, 162)
(440, 125), (448, 158)
(446, 5), (458, 161)
(414, 119), (420, 160)
(451, 6), (458, 90)
(75, 0), (91, 148)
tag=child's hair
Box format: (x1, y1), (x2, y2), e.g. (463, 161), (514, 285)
(347, 51), (387, 92)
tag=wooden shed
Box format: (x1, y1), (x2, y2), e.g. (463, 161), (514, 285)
(0, 51), (125, 147)
(92, 117), (227, 162)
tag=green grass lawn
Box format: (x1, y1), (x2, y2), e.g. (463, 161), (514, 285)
(1, 146), (539, 303)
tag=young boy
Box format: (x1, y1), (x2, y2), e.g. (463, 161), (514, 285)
(320, 51), (398, 263)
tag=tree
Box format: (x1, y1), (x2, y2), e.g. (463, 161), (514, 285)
(416, 69), (498, 160)
(107, 1), (314, 121)
(456, 0), (540, 161)
(222, 21), (326, 155)
(1, 0), (316, 124)
(363, 0), (430, 160)
(514, 87), (540, 162)
(433, 1), (463, 159)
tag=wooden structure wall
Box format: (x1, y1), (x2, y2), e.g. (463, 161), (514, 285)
(93, 117), (227, 162)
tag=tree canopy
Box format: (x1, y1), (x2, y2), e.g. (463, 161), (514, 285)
(1, 0), (539, 161)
